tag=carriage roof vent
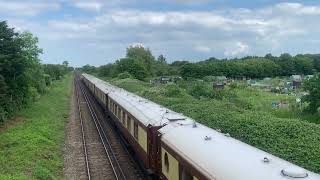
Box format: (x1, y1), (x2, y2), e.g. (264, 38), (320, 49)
(281, 167), (308, 178)
(166, 113), (186, 121)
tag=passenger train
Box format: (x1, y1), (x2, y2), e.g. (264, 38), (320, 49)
(81, 73), (320, 180)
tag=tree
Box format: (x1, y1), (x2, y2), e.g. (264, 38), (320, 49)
(157, 54), (167, 64)
(98, 63), (117, 77)
(62, 60), (69, 67)
(126, 45), (156, 76)
(0, 21), (25, 116)
(116, 58), (147, 80)
(81, 64), (96, 74)
(19, 32), (46, 94)
(303, 73), (320, 114)
(0, 21), (50, 122)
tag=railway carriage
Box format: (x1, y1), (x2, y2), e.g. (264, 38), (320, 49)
(81, 73), (320, 180)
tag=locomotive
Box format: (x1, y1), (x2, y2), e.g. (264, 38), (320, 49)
(81, 73), (320, 180)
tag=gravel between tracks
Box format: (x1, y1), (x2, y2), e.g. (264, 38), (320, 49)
(64, 78), (88, 179)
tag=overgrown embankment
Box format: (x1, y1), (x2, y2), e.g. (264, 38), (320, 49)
(0, 74), (71, 179)
(108, 77), (320, 174)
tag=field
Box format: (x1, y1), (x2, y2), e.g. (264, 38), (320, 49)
(103, 77), (320, 173)
(0, 74), (71, 179)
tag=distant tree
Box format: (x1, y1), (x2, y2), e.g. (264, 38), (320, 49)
(81, 64), (96, 74)
(116, 58), (147, 80)
(171, 61), (189, 67)
(303, 73), (320, 113)
(275, 53), (296, 76)
(98, 63), (117, 77)
(126, 45), (156, 76)
(62, 60), (69, 67)
(264, 53), (276, 60)
(157, 54), (167, 64)
(294, 55), (314, 75)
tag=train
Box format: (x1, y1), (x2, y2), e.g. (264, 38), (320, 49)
(81, 73), (320, 180)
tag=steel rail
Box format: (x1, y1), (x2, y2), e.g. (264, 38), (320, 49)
(78, 78), (125, 180)
(82, 82), (150, 180)
(79, 82), (127, 180)
(74, 78), (91, 180)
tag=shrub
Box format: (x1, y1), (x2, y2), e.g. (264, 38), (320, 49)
(164, 85), (186, 98)
(117, 72), (133, 79)
(187, 83), (212, 99)
(203, 75), (216, 82)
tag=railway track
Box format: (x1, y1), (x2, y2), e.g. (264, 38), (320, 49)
(79, 80), (148, 180)
(75, 76), (146, 180)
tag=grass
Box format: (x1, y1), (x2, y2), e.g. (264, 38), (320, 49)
(108, 77), (320, 173)
(0, 74), (71, 179)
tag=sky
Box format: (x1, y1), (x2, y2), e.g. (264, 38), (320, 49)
(2, 0), (320, 67)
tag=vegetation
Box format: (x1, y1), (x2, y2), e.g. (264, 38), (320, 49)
(83, 46), (320, 81)
(0, 21), (73, 123)
(303, 73), (320, 113)
(180, 54), (318, 79)
(0, 74), (71, 179)
(106, 77), (320, 173)
(89, 45), (320, 173)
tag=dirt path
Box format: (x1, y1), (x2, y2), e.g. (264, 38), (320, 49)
(64, 79), (88, 179)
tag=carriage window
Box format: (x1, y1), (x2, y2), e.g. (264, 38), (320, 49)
(116, 105), (118, 117)
(127, 116), (131, 131)
(164, 152), (169, 173)
(181, 167), (193, 180)
(134, 121), (138, 140)
(122, 111), (126, 124)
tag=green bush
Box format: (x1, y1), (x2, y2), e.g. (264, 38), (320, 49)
(187, 83), (212, 99)
(164, 85), (186, 98)
(117, 72), (133, 79)
(202, 75), (216, 82)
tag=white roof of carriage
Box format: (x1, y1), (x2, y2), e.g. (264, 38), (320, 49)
(83, 73), (184, 127)
(160, 122), (320, 180)
(82, 73), (320, 180)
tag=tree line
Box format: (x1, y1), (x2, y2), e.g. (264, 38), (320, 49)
(181, 53), (320, 79)
(82, 45), (320, 80)
(80, 45), (320, 113)
(0, 21), (73, 122)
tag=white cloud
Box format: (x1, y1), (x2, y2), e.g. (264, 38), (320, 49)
(73, 1), (103, 12)
(224, 42), (249, 57)
(5, 2), (320, 66)
(275, 2), (320, 15)
(0, 1), (60, 16)
(48, 21), (95, 33)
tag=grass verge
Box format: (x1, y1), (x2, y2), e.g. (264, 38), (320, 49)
(0, 74), (71, 179)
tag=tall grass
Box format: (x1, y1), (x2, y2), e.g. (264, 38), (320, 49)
(0, 74), (71, 179)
